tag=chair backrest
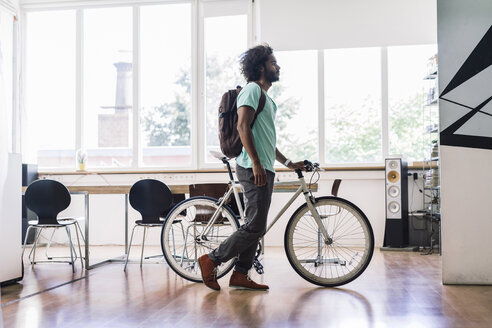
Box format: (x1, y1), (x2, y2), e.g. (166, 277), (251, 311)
(189, 183), (229, 199)
(189, 183), (243, 215)
(25, 179), (71, 225)
(189, 183), (230, 222)
(129, 179), (173, 224)
(161, 193), (186, 218)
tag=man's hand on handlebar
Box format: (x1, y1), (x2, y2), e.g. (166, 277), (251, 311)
(302, 160), (321, 172)
(287, 160), (308, 171)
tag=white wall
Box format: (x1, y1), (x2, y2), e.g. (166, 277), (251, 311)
(258, 0), (437, 50)
(438, 0), (492, 284)
(0, 0), (22, 283)
(440, 147), (492, 284)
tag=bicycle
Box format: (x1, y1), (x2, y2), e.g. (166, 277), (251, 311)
(160, 151), (374, 287)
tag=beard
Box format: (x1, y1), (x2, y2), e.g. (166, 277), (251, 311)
(265, 69), (280, 83)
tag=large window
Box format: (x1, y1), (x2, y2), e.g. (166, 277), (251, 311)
(22, 2), (437, 170)
(140, 3), (191, 167)
(25, 10), (76, 167)
(388, 44), (438, 160)
(204, 15), (247, 163)
(272, 50), (318, 162)
(324, 48), (382, 163)
(84, 7), (133, 168)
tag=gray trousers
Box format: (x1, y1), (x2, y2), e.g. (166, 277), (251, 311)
(209, 165), (275, 275)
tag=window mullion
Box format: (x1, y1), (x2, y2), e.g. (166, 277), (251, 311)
(76, 9), (83, 151)
(317, 49), (325, 165)
(194, 0), (203, 169)
(381, 46), (389, 159)
(132, 5), (140, 168)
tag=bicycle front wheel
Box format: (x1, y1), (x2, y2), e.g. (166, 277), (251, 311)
(284, 196), (374, 287)
(161, 196), (239, 282)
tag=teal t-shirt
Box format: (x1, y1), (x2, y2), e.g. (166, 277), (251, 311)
(235, 82), (277, 173)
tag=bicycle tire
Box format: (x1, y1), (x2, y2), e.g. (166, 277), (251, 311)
(284, 196), (374, 287)
(161, 196), (239, 282)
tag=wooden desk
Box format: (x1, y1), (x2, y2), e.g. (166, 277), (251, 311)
(22, 182), (317, 195)
(23, 182), (317, 269)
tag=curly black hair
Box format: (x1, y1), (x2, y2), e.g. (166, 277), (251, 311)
(239, 44), (274, 82)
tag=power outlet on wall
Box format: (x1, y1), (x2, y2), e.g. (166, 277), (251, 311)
(168, 174), (195, 181)
(276, 172), (296, 181)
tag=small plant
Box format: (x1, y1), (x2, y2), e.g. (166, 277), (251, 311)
(76, 149), (88, 171)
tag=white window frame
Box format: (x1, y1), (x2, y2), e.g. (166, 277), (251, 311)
(20, 0), (428, 172)
(315, 46), (389, 168)
(197, 0), (252, 169)
(21, 0), (199, 172)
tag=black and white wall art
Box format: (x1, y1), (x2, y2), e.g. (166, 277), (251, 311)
(438, 0), (492, 285)
(439, 25), (492, 150)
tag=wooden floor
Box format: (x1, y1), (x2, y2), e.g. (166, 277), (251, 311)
(2, 247), (492, 328)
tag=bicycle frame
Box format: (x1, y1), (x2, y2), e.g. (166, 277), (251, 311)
(198, 158), (331, 243)
(163, 152), (373, 287)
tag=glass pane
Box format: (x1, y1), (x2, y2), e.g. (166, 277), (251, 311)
(388, 44), (438, 161)
(204, 15), (247, 163)
(84, 7), (133, 168)
(271, 50), (318, 162)
(25, 11), (76, 168)
(324, 48), (382, 163)
(140, 4), (191, 167)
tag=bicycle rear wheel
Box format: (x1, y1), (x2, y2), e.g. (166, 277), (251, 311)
(161, 196), (239, 282)
(284, 196), (374, 287)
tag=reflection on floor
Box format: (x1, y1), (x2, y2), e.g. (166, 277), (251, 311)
(2, 246), (492, 327)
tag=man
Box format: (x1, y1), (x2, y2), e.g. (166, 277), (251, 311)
(198, 44), (304, 291)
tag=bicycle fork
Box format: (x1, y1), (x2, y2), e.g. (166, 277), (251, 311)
(303, 194), (348, 267)
(256, 178), (334, 273)
(296, 177), (352, 268)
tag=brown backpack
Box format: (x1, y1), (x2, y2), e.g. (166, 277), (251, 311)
(218, 83), (266, 158)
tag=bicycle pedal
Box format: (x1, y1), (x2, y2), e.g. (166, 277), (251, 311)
(253, 259), (264, 274)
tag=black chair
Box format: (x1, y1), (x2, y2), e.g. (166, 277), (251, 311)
(141, 193), (186, 262)
(22, 179), (84, 272)
(124, 179), (177, 271)
(162, 193), (186, 218)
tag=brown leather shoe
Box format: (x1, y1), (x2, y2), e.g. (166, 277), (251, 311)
(198, 254), (220, 291)
(229, 271), (269, 290)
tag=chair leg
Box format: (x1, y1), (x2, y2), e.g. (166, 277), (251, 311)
(28, 227), (39, 261)
(74, 220), (89, 260)
(171, 225), (176, 260)
(179, 222), (189, 261)
(74, 220), (86, 244)
(30, 228), (44, 265)
(140, 227), (147, 268)
(42, 227), (79, 262)
(22, 226), (34, 263)
(182, 224), (194, 265)
(124, 225), (138, 272)
(74, 223), (84, 269)
(45, 229), (57, 259)
(65, 226), (75, 273)
(63, 226), (79, 263)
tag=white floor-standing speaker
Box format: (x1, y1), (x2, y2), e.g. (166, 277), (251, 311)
(383, 157), (409, 247)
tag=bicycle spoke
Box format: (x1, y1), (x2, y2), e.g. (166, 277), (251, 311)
(162, 197), (238, 282)
(286, 197), (374, 287)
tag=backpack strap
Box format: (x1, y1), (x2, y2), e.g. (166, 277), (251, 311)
(250, 83), (267, 128)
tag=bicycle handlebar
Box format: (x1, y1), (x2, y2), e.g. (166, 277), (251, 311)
(294, 160), (321, 178)
(302, 160), (320, 172)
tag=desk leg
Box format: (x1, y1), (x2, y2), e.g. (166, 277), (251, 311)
(125, 194), (129, 254)
(84, 193), (90, 270)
